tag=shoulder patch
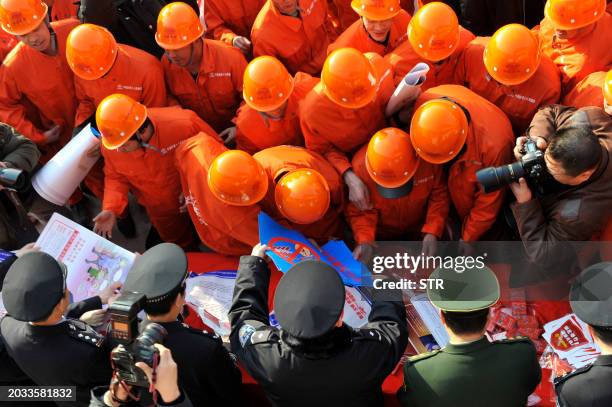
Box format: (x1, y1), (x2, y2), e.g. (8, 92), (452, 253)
(249, 327), (279, 345)
(407, 350), (440, 364)
(554, 364), (594, 386)
(238, 324), (257, 347)
(493, 336), (533, 345)
(66, 319), (104, 347)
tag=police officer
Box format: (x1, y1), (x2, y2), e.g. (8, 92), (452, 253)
(121, 243), (242, 406)
(0, 252), (112, 407)
(229, 243), (408, 407)
(555, 262), (612, 406)
(397, 264), (541, 407)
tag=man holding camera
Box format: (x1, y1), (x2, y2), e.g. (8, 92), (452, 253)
(119, 243), (242, 406)
(509, 105), (612, 277)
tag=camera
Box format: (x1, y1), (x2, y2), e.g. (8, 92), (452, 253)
(0, 168), (27, 191)
(476, 139), (546, 193)
(109, 292), (168, 387)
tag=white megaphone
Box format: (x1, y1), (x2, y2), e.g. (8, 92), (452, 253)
(32, 124), (101, 206)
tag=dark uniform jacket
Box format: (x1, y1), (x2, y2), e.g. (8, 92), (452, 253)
(0, 313), (112, 407)
(555, 354), (612, 407)
(397, 336), (541, 407)
(229, 256), (408, 407)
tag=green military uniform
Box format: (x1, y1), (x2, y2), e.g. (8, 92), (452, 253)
(397, 265), (541, 407)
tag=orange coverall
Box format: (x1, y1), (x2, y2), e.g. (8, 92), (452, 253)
(300, 81), (389, 175)
(385, 25), (475, 88)
(414, 85), (515, 242)
(101, 107), (215, 249)
(175, 133), (261, 255)
(204, 0), (266, 46)
(346, 144), (449, 243)
(538, 13), (612, 95)
(253, 145), (345, 243)
(75, 44), (167, 126)
(251, 0), (335, 75)
(454, 37), (561, 135)
(48, 0), (79, 20)
(0, 19), (78, 162)
(162, 38), (247, 133)
(0, 27), (17, 62)
(327, 10), (411, 56)
(561, 70), (606, 109)
(234, 72), (317, 154)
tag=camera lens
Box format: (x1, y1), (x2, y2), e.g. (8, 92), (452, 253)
(135, 323), (167, 367)
(476, 162), (526, 193)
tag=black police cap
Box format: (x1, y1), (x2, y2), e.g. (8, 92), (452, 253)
(3, 252), (66, 322)
(570, 262), (612, 328)
(122, 243), (188, 303)
(273, 260), (345, 339)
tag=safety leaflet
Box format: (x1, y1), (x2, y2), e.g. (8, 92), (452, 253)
(542, 314), (601, 369)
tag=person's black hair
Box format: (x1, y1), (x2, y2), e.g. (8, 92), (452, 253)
(591, 325), (612, 345)
(548, 127), (601, 177)
(144, 283), (186, 316)
(442, 309), (489, 335)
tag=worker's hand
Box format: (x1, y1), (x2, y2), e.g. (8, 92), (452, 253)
(42, 125), (61, 145)
(219, 126), (237, 148)
(509, 177), (533, 204)
(99, 281), (122, 305)
(135, 344), (181, 404)
(251, 243), (269, 259)
(12, 242), (40, 258)
(421, 233), (438, 257)
(353, 243), (374, 265)
(93, 210), (117, 239)
(79, 309), (107, 327)
(232, 36), (252, 54)
(178, 195), (187, 213)
(344, 170), (371, 211)
(514, 136), (547, 160)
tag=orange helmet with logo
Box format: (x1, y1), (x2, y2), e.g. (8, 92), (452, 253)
(243, 56), (294, 112)
(96, 94), (147, 150)
(366, 128), (420, 198)
(604, 70), (612, 106)
(321, 48), (378, 109)
(408, 2), (460, 62)
(0, 0), (47, 35)
(155, 1), (204, 50)
(275, 169), (330, 224)
(208, 150), (268, 206)
(66, 24), (118, 80)
(410, 99), (469, 164)
(350, 0), (401, 20)
(484, 24), (540, 86)
(544, 0), (606, 30)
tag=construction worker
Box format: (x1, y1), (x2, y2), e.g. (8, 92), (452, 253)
(562, 70), (608, 109)
(385, 2), (475, 88)
(66, 23), (168, 130)
(410, 85), (515, 242)
(93, 94), (214, 249)
(300, 48), (391, 212)
(538, 0), (612, 95)
(253, 145), (346, 243)
(327, 0), (411, 56)
(230, 56), (317, 154)
(175, 138), (262, 255)
(156, 2), (247, 133)
(204, 0), (266, 54)
(0, 26), (16, 62)
(0, 0), (78, 163)
(454, 24), (561, 135)
(251, 0), (336, 75)
(346, 128), (449, 262)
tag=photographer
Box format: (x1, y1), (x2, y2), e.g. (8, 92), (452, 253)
(509, 105), (612, 267)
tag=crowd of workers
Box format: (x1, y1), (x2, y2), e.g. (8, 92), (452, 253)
(0, 0), (612, 406)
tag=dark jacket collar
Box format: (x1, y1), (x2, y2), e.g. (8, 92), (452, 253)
(443, 337), (491, 355)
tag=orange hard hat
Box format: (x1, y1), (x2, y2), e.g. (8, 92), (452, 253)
(243, 56), (294, 112)
(0, 0), (47, 35)
(155, 1), (204, 50)
(604, 70), (612, 106)
(96, 94), (147, 150)
(410, 99), (469, 164)
(350, 0), (401, 20)
(484, 24), (540, 86)
(408, 2), (460, 62)
(208, 150), (268, 206)
(366, 128), (420, 198)
(275, 169), (330, 224)
(66, 24), (118, 81)
(544, 0), (606, 30)
(364, 52), (393, 84)
(321, 48), (378, 109)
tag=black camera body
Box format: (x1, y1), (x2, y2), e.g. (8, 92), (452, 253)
(476, 139), (546, 193)
(109, 292), (167, 387)
(0, 168), (27, 192)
